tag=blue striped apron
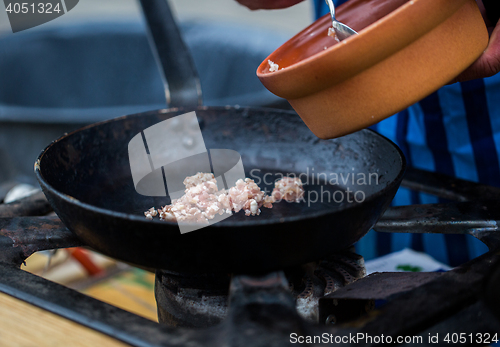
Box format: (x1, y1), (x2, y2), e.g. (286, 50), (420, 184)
(314, 0), (495, 265)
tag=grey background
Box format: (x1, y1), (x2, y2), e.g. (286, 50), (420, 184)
(0, 0), (314, 185)
(0, 0), (313, 36)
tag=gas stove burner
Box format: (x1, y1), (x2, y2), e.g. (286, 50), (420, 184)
(155, 248), (366, 328)
(292, 249), (366, 323)
(2, 168), (500, 347)
(155, 270), (231, 328)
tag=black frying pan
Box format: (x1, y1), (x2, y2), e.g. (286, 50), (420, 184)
(35, 106), (405, 273)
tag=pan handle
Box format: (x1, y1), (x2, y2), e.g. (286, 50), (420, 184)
(138, 0), (203, 108)
(373, 200), (500, 250)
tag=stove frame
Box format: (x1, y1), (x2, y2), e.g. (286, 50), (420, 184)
(1, 168), (500, 346)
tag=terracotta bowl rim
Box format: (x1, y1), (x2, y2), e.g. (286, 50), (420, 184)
(257, 0), (468, 99)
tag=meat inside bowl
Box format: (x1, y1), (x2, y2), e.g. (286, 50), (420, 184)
(260, 0), (408, 73)
(257, 0), (489, 139)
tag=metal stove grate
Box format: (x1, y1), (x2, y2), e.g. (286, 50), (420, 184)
(0, 168), (500, 346)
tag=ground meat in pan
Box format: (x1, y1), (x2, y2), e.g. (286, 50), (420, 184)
(145, 173), (305, 222)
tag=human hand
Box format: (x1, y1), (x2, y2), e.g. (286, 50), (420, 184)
(235, 0), (305, 10)
(452, 0), (500, 82)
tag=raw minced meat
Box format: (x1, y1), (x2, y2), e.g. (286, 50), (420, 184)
(157, 205), (175, 222)
(155, 173), (232, 224)
(328, 27), (340, 42)
(144, 207), (158, 220)
(183, 172), (215, 189)
(268, 59), (279, 72)
(271, 177), (305, 203)
(228, 178), (268, 216)
(145, 173), (304, 222)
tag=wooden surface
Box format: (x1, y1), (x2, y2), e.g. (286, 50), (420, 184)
(0, 292), (129, 347)
(82, 269), (158, 322)
(22, 251), (158, 321)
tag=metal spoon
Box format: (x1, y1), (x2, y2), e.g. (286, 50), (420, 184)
(325, 0), (357, 41)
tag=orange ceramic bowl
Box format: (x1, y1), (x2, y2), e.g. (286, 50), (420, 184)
(257, 0), (489, 139)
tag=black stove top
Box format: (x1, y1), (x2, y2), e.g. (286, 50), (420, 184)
(1, 168), (500, 346)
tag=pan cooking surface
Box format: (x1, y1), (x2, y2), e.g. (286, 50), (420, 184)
(96, 168), (357, 223)
(36, 107), (405, 273)
(40, 107), (397, 224)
